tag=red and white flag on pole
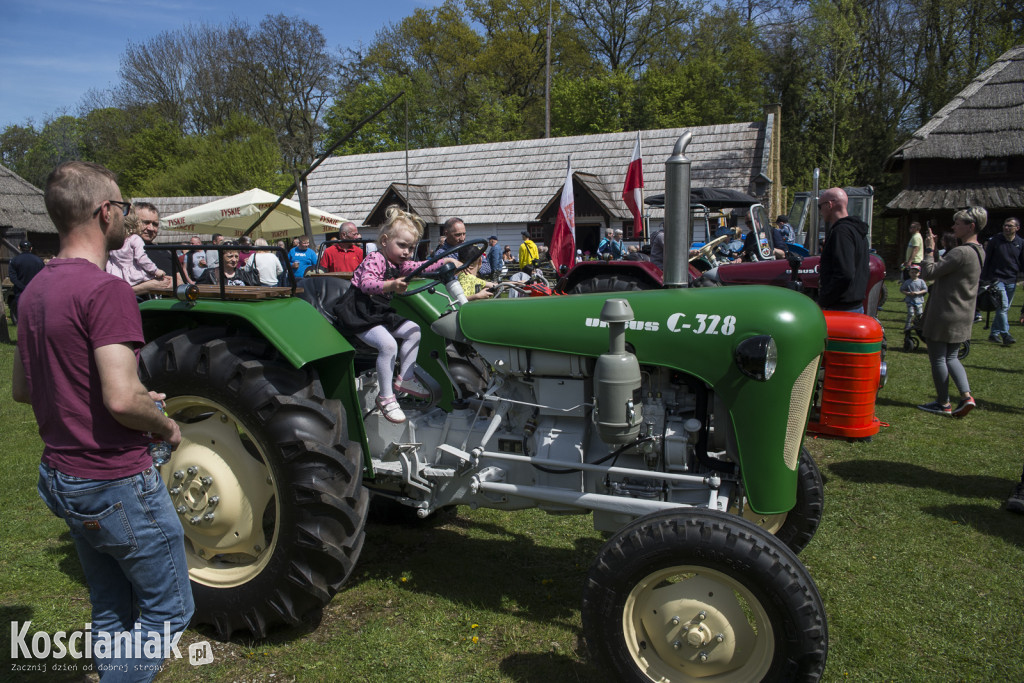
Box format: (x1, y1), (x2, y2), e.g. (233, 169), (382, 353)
(622, 131), (644, 238)
(550, 156), (576, 272)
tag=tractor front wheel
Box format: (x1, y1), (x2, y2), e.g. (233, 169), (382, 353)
(734, 447), (823, 555)
(582, 509), (828, 682)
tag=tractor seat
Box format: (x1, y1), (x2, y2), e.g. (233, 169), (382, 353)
(296, 275), (350, 327)
(296, 276), (377, 360)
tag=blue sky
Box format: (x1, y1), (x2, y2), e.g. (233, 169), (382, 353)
(0, 0), (437, 129)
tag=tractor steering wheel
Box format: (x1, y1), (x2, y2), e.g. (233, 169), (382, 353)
(397, 238), (488, 297)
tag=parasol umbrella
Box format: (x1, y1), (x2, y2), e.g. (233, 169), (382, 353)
(162, 188), (346, 240)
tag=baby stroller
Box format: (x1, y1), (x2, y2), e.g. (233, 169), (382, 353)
(904, 312), (970, 359)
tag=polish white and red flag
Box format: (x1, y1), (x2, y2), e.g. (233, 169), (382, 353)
(622, 131), (644, 237)
(550, 156), (576, 271)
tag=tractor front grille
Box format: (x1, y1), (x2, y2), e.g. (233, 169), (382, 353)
(785, 356), (820, 470)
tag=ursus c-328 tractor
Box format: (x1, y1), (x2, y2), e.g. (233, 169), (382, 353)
(139, 132), (829, 681)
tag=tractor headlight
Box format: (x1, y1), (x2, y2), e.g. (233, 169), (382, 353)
(175, 283), (199, 305)
(734, 335), (777, 381)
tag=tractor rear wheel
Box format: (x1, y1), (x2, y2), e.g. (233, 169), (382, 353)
(139, 327), (368, 640)
(570, 274), (647, 295)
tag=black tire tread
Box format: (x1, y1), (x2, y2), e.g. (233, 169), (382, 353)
(773, 448), (824, 555)
(570, 274), (647, 295)
(581, 509), (827, 683)
(139, 327), (368, 640)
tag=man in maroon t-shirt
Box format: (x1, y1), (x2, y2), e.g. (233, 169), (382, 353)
(320, 221), (365, 273)
(12, 161), (193, 679)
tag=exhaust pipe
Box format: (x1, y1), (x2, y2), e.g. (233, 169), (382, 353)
(808, 167), (820, 256)
(663, 132), (692, 288)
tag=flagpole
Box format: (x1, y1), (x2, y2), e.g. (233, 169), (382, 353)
(638, 131), (646, 241)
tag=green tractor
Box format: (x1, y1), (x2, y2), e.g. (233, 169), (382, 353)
(139, 133), (829, 681)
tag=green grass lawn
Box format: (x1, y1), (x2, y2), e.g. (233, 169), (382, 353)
(2, 280), (1023, 681)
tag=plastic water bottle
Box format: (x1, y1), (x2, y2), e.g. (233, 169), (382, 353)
(149, 400), (172, 467)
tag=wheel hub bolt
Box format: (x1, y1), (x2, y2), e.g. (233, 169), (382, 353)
(673, 641), (682, 650)
(189, 516), (201, 525)
(176, 505), (187, 514)
(173, 471), (185, 480)
(187, 466), (198, 475)
(715, 634), (724, 643)
(671, 616), (680, 625)
(209, 496), (219, 506)
(200, 476), (213, 486)
(203, 513), (215, 521)
(698, 652), (708, 663)
(697, 611), (707, 621)
(169, 486), (181, 495)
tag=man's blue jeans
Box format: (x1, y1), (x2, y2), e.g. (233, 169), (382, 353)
(991, 281), (1016, 337)
(38, 464), (194, 682)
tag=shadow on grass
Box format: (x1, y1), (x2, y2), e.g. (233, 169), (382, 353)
(48, 531), (87, 588)
(968, 364), (1024, 374)
(353, 516), (606, 625)
(874, 396), (919, 409)
(922, 503), (1024, 547)
(500, 651), (612, 682)
(873, 395), (1023, 415)
(1, 605), (99, 682)
(975, 398), (1024, 415)
(828, 460), (1010, 500)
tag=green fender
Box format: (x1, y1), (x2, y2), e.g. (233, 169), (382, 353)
(139, 297), (371, 470)
(455, 285), (827, 515)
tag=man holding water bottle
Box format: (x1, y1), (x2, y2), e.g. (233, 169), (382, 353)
(11, 161), (193, 681)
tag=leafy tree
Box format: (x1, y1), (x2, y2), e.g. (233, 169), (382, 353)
(639, 6), (767, 129)
(552, 70), (636, 135)
(562, 0), (695, 72)
(230, 14), (338, 171)
(0, 115), (84, 189)
(117, 15), (336, 173)
(0, 124), (42, 184)
(136, 115), (288, 196)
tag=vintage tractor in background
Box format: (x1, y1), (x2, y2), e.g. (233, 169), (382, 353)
(138, 132), (829, 681)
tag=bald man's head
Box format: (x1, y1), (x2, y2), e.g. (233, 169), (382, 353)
(818, 187), (849, 226)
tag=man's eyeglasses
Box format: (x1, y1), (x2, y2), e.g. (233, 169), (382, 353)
(92, 200), (133, 217)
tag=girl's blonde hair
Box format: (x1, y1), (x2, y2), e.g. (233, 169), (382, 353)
(378, 205), (424, 248)
(123, 212), (142, 236)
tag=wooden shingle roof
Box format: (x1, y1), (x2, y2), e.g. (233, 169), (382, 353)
(305, 124), (770, 226)
(887, 46), (1024, 169)
(0, 163), (55, 233)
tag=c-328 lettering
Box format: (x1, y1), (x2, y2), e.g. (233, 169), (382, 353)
(666, 313), (736, 335)
(584, 314), (737, 336)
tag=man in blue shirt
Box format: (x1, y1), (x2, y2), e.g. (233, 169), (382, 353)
(289, 236), (318, 277)
(481, 235), (502, 279)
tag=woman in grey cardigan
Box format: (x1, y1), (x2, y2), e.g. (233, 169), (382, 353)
(918, 207), (987, 417)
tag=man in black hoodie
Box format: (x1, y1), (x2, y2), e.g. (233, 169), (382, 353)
(817, 187), (869, 312)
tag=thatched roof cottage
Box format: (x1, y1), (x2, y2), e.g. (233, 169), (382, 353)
(885, 45), (1024, 237)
